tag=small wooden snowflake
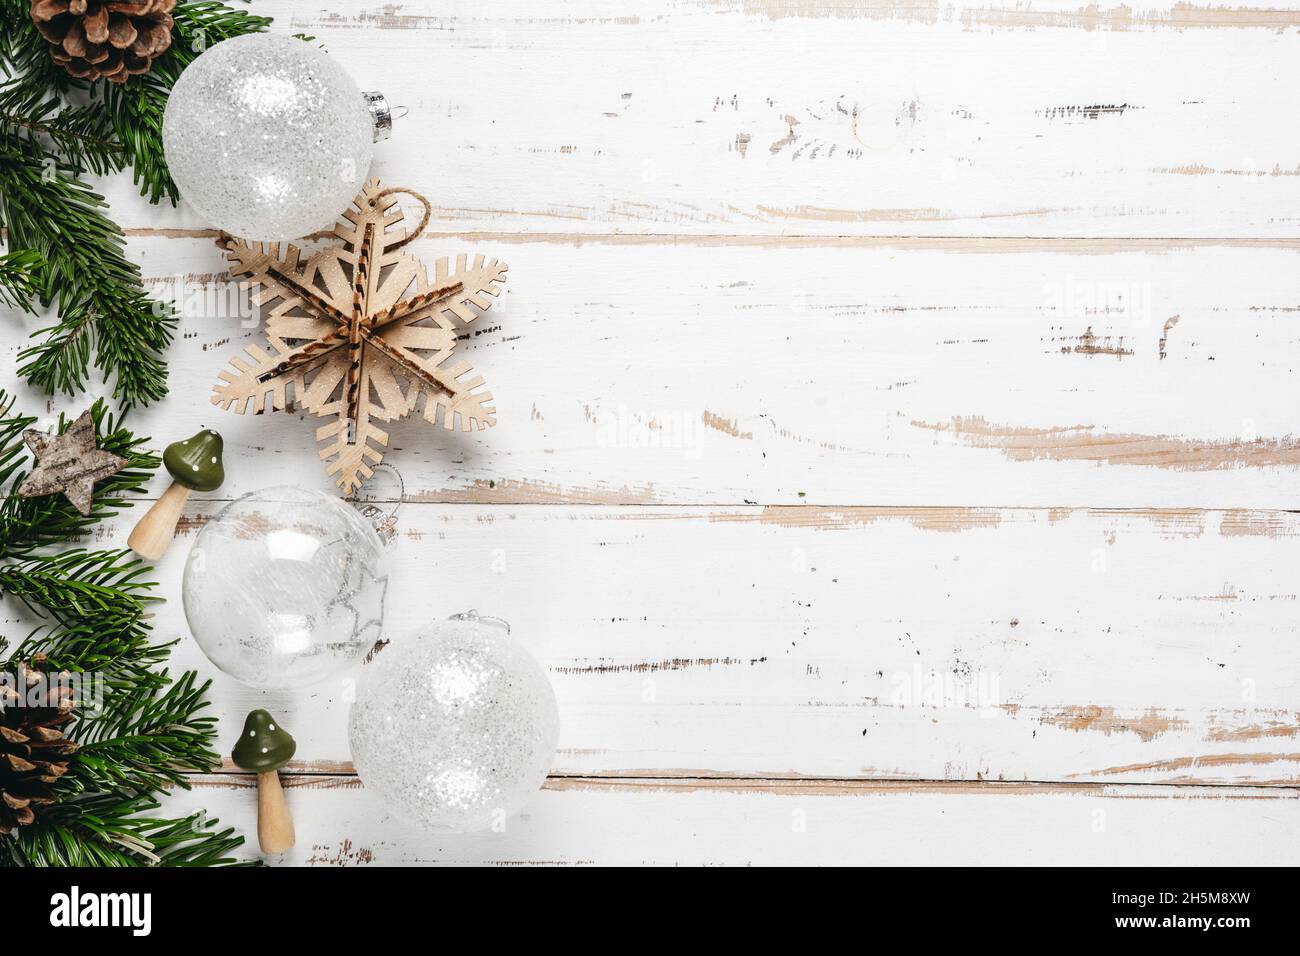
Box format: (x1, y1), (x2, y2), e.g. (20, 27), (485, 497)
(211, 179), (507, 493)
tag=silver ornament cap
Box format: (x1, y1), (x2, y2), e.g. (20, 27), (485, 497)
(349, 461), (404, 543)
(362, 90), (394, 142)
(447, 608), (511, 633)
(354, 502), (397, 543)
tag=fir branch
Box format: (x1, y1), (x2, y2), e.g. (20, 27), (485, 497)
(0, 84), (123, 176)
(0, 389), (34, 494)
(15, 626), (173, 695)
(72, 670), (221, 788)
(1, 629), (248, 866)
(0, 248), (40, 310)
(2, 666), (243, 867)
(6, 794), (247, 867)
(0, 137), (176, 407)
(0, 7), (164, 408)
(0, 2), (277, 405)
(0, 548), (156, 623)
(132, 813), (250, 866)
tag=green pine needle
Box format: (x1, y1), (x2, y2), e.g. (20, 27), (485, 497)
(0, 248), (40, 310)
(0, 84), (123, 176)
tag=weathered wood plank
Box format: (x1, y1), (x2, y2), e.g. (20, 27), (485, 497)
(5, 235), (1297, 508)
(12, 503), (1292, 786)
(164, 773), (1300, 865)
(93, 0), (1300, 238)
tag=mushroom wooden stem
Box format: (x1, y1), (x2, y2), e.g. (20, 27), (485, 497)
(256, 770), (295, 854)
(126, 481), (191, 561)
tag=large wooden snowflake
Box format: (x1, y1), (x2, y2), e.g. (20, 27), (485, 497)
(211, 179), (507, 493)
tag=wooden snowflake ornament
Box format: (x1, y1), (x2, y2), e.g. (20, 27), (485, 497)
(211, 179), (507, 493)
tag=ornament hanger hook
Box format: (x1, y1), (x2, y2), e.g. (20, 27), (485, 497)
(376, 186), (432, 249)
(448, 609), (512, 635)
(350, 462), (404, 542)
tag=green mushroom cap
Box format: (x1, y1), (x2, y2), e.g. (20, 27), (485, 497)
(163, 429), (225, 492)
(231, 709), (296, 772)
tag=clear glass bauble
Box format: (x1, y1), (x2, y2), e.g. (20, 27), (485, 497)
(182, 486), (389, 690)
(349, 614), (560, 833)
(162, 33), (374, 241)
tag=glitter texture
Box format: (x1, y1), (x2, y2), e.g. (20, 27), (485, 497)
(349, 617), (560, 833)
(182, 486), (389, 690)
(162, 33), (374, 241)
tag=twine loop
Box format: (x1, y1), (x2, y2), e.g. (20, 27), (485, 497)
(375, 186), (431, 250)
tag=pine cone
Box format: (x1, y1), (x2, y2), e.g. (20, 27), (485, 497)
(30, 0), (176, 84)
(0, 657), (77, 834)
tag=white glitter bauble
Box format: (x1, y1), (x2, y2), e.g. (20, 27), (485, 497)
(182, 486), (389, 690)
(162, 33), (375, 241)
(349, 613), (560, 833)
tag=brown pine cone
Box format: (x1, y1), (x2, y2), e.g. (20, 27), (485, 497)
(0, 657), (77, 834)
(30, 0), (176, 84)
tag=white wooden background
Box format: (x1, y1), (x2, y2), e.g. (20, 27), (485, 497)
(5, 0), (1300, 864)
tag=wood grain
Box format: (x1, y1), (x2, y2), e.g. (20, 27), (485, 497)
(22, 233), (1296, 510)
(17, 503), (1292, 787)
(91, 0), (1300, 238)
(165, 773), (1299, 865)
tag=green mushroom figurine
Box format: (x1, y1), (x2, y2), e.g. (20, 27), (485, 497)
(231, 709), (296, 854)
(128, 428), (224, 561)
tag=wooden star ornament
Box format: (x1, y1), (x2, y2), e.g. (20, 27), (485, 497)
(17, 409), (127, 516)
(211, 179), (508, 494)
